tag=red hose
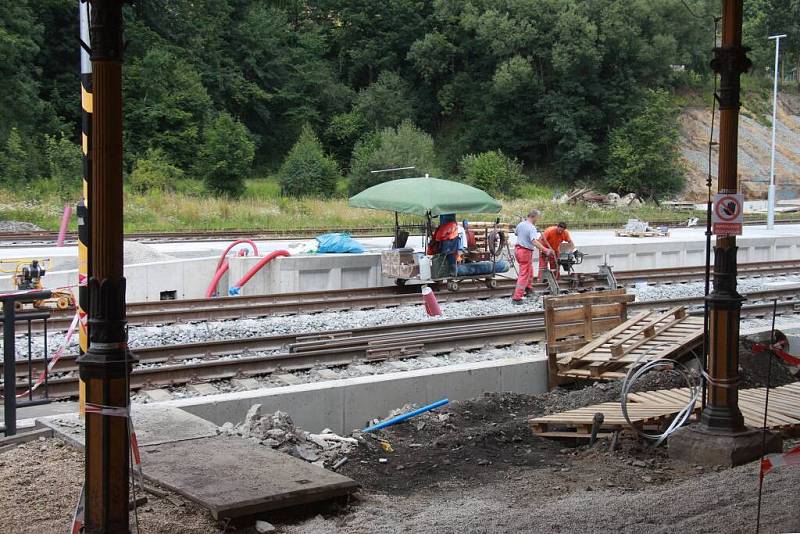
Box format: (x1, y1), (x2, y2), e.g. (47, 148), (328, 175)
(205, 239), (260, 298)
(229, 250), (290, 295)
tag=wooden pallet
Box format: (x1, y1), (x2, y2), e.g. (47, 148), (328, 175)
(614, 230), (670, 237)
(543, 289), (634, 388)
(556, 307), (703, 380)
(531, 383), (800, 438)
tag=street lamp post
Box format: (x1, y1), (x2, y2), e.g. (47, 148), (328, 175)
(767, 33), (787, 230)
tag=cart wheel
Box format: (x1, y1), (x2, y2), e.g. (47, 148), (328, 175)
(395, 278), (407, 287)
(57, 297), (70, 309)
(447, 281), (459, 292)
(485, 278), (497, 289)
(14, 302), (22, 311)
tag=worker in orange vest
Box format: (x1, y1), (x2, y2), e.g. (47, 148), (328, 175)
(513, 210), (554, 304)
(538, 222), (574, 281)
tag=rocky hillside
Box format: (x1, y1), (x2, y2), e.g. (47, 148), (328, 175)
(680, 94), (800, 200)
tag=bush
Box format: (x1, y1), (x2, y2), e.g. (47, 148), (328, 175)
(278, 124), (341, 197)
(196, 113), (255, 197)
(324, 111), (367, 170)
(43, 134), (81, 198)
(459, 150), (524, 196)
(129, 148), (185, 194)
(0, 128), (31, 186)
(348, 121), (441, 194)
(604, 89), (685, 200)
(354, 72), (414, 130)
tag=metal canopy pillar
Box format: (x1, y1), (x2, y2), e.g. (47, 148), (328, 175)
(668, 0), (782, 466)
(701, 0), (749, 432)
(77, 1), (136, 532)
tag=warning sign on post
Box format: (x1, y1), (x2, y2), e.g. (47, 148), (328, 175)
(712, 193), (744, 235)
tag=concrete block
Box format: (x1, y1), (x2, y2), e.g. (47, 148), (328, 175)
(668, 424), (782, 467)
(275, 373), (301, 386)
(143, 389), (172, 402)
(189, 383), (220, 396)
(314, 369), (339, 380)
(231, 378), (260, 390)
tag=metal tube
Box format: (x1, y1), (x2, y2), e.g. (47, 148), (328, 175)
(3, 298), (16, 436)
(767, 34), (786, 230)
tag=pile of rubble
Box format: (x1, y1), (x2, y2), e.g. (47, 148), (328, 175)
(219, 405), (356, 468)
(559, 187), (642, 207)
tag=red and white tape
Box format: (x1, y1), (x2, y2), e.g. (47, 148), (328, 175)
(760, 444), (800, 478)
(1, 310), (80, 400)
(751, 341), (800, 367)
(83, 403), (144, 482)
(70, 483), (85, 534)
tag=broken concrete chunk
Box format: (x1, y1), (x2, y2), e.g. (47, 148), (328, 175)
(188, 383), (220, 396)
(142, 389), (171, 402)
(255, 520), (276, 533)
(291, 444), (320, 462)
(244, 404), (262, 428)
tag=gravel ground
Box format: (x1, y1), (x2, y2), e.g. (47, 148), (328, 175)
(0, 220), (44, 232)
(0, 437), (224, 533)
(12, 273), (800, 361)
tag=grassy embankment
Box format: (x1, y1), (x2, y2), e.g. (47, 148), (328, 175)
(0, 177), (710, 233)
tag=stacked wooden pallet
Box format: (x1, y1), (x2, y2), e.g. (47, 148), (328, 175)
(556, 306), (704, 380)
(530, 383), (800, 438)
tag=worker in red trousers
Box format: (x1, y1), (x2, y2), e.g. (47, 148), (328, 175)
(512, 210), (554, 304)
(538, 221), (574, 280)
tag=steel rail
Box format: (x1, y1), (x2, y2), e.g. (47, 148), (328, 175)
(17, 259), (800, 332)
(3, 289), (799, 398)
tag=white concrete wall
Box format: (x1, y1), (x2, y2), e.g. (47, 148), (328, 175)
(227, 253), (392, 295)
(0, 256), (223, 302)
(161, 355), (548, 434)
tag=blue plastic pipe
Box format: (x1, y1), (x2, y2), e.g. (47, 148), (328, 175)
(361, 398), (449, 433)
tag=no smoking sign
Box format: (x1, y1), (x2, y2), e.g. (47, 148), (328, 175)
(712, 193), (744, 235)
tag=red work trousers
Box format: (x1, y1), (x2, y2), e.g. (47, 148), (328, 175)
(513, 245), (535, 300)
(538, 253), (559, 280)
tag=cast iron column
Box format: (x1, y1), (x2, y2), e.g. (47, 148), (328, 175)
(700, 0), (750, 432)
(77, 2), (135, 532)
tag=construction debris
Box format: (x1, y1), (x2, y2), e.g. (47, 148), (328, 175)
(614, 218), (670, 237)
(559, 188), (642, 207)
(219, 407), (356, 466)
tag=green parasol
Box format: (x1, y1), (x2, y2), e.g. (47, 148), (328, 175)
(348, 177), (502, 216)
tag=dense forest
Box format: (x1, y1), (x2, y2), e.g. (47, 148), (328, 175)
(0, 0), (798, 201)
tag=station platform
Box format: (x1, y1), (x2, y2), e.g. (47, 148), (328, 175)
(1, 223), (800, 301)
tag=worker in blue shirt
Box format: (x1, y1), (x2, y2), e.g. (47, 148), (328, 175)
(513, 210), (554, 303)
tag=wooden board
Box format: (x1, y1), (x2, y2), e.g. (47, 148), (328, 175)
(530, 383), (800, 438)
(140, 435), (358, 519)
(556, 308), (703, 380)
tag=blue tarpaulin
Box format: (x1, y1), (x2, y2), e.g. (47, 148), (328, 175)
(316, 233), (365, 254)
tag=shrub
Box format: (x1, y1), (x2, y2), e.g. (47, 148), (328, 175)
(43, 134), (82, 198)
(459, 150), (524, 196)
(196, 113), (255, 197)
(604, 89), (685, 200)
(278, 124), (341, 197)
(348, 121), (441, 194)
(0, 128), (31, 186)
(129, 148), (185, 193)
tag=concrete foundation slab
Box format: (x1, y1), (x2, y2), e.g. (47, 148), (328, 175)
(140, 435), (357, 519)
(162, 355), (548, 434)
(39, 405), (219, 448)
(668, 424), (782, 467)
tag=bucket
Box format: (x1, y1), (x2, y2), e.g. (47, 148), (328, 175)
(421, 286), (441, 316)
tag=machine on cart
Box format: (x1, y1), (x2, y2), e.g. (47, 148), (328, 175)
(349, 176), (512, 291)
(0, 258), (74, 310)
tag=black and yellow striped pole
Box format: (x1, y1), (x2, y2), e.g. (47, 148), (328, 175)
(78, 0), (92, 417)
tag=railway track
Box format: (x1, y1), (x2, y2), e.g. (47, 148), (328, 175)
(4, 287), (799, 399)
(15, 259), (800, 332)
(2, 217), (799, 245)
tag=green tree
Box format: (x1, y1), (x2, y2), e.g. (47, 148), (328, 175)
(124, 49), (212, 170)
(604, 89), (685, 200)
(43, 134), (81, 197)
(0, 128), (31, 186)
(278, 124), (340, 197)
(129, 148), (186, 194)
(354, 71), (414, 130)
(196, 113), (255, 196)
(348, 121), (441, 194)
(459, 150), (524, 196)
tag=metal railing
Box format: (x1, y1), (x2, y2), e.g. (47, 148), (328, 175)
(1, 289), (52, 436)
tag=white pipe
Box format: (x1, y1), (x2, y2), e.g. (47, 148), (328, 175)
(767, 34), (787, 230)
